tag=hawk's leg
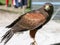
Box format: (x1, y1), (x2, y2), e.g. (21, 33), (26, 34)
(29, 29), (38, 45)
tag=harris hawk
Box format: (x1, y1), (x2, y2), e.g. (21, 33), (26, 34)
(1, 3), (54, 45)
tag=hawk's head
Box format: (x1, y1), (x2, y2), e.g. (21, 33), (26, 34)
(44, 3), (54, 11)
(43, 3), (54, 16)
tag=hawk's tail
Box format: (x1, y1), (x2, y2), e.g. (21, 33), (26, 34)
(0, 30), (14, 45)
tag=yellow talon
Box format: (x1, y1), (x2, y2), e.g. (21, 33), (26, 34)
(30, 41), (37, 45)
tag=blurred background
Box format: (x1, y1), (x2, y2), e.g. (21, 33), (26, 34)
(0, 0), (60, 20)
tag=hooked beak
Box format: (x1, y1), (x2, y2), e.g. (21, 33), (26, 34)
(45, 5), (50, 11)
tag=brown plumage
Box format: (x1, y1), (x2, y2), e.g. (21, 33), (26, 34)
(1, 3), (54, 45)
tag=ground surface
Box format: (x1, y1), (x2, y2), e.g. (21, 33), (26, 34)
(0, 11), (20, 27)
(0, 11), (60, 45)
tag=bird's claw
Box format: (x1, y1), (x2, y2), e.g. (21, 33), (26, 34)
(30, 41), (37, 45)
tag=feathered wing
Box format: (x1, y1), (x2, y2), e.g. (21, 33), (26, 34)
(6, 13), (26, 28)
(6, 10), (36, 28)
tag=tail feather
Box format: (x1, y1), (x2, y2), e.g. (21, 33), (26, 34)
(1, 30), (14, 45)
(1, 30), (11, 43)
